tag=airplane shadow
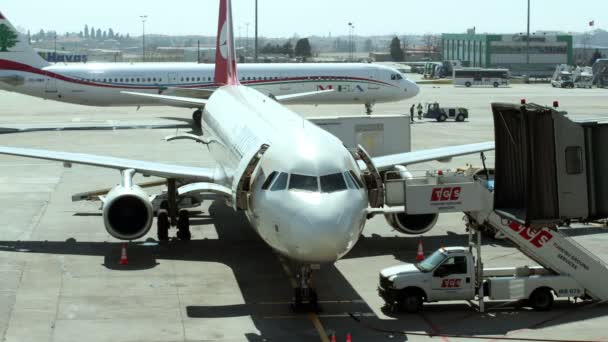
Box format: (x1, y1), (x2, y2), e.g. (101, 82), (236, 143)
(0, 199), (606, 341)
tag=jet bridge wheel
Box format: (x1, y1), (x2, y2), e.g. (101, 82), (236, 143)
(529, 288), (554, 311)
(176, 209), (191, 241)
(157, 210), (170, 242)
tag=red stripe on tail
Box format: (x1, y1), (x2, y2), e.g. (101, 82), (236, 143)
(214, 0), (239, 86)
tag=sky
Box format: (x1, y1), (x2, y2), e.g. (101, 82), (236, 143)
(2, 0), (606, 38)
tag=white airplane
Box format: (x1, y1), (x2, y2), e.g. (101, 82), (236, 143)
(0, 12), (418, 121)
(0, 0), (492, 308)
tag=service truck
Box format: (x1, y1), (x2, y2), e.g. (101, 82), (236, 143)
(379, 246), (584, 313)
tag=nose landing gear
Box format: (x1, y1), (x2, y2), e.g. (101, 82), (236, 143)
(292, 265), (319, 312)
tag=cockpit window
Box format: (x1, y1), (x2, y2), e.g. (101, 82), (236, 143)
(289, 174), (319, 192)
(270, 172), (288, 191)
(347, 171), (364, 189)
(320, 173), (348, 193)
(261, 171), (278, 190)
(344, 171), (358, 189)
(391, 73), (403, 80)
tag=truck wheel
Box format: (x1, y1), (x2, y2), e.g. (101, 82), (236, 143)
(456, 114), (465, 122)
(399, 293), (423, 313)
(465, 81), (472, 88)
(529, 288), (554, 311)
(437, 114), (447, 122)
(493, 82), (499, 88)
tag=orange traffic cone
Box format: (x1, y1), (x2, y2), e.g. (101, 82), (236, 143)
(346, 333), (352, 342)
(416, 239), (425, 261)
(119, 243), (128, 265)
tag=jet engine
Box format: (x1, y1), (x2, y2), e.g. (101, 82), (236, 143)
(383, 165), (438, 235)
(102, 170), (154, 240)
(384, 212), (438, 235)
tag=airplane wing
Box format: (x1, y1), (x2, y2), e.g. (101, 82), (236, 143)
(121, 92), (208, 108)
(0, 146), (217, 182)
(363, 141), (495, 172)
(274, 89), (335, 102)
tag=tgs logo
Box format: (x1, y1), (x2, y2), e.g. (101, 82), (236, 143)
(431, 187), (461, 202)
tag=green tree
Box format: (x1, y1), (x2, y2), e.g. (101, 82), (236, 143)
(0, 24), (19, 52)
(282, 41), (294, 57)
(294, 38), (312, 58)
(84, 25), (89, 39)
(390, 36), (404, 62)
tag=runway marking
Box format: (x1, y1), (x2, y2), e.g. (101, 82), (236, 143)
(276, 255), (329, 342)
(421, 313), (451, 342)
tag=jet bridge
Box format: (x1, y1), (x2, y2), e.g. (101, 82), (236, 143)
(377, 102), (608, 302)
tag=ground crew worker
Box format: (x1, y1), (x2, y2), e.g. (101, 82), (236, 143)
(417, 103), (423, 120)
(410, 104), (415, 123)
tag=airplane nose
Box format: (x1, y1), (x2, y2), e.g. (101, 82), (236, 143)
(407, 82), (420, 97)
(282, 197), (366, 263)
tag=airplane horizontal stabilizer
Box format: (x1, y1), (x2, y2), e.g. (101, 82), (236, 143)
(121, 92), (208, 108)
(274, 89), (335, 102)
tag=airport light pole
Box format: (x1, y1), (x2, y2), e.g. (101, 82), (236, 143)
(348, 22), (354, 62)
(140, 15), (148, 62)
(246, 22), (250, 59)
(526, 0), (530, 66)
(254, 0), (259, 63)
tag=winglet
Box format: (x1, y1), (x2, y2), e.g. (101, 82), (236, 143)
(214, 0), (239, 86)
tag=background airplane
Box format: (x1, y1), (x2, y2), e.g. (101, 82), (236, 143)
(0, 11), (419, 122)
(0, 0), (491, 308)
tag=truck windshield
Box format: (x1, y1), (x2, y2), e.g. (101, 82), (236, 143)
(416, 250), (447, 272)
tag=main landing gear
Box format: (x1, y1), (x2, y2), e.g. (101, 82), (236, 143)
(292, 265), (319, 312)
(365, 103), (374, 115)
(192, 109), (203, 127)
(156, 179), (191, 242)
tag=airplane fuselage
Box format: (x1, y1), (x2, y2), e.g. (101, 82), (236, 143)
(0, 61), (417, 107)
(202, 85), (369, 263)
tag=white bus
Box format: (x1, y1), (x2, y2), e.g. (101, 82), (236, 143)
(453, 68), (510, 88)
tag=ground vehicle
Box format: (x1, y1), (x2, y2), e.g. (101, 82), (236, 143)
(551, 72), (574, 88)
(423, 102), (468, 122)
(573, 66), (593, 88)
(453, 68), (509, 88)
(592, 59), (608, 88)
(551, 64), (575, 88)
(379, 247), (584, 313)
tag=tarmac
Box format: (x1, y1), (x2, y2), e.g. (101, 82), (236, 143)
(0, 82), (607, 342)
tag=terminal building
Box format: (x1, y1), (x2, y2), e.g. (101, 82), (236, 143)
(441, 33), (573, 76)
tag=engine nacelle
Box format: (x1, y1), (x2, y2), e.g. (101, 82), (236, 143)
(384, 212), (439, 235)
(102, 184), (154, 240)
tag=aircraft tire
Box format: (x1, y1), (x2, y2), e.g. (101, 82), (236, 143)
(157, 210), (170, 242)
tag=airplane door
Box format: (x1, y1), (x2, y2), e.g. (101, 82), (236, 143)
(168, 72), (179, 85)
(368, 70), (380, 90)
(45, 76), (58, 96)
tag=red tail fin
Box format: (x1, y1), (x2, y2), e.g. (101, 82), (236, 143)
(214, 0), (239, 85)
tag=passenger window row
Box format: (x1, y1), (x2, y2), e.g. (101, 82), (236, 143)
(261, 171), (363, 193)
(82, 74), (351, 84)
